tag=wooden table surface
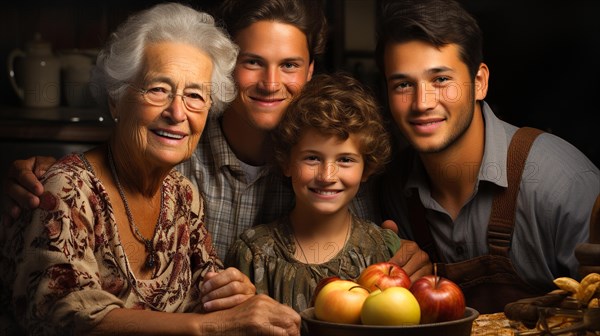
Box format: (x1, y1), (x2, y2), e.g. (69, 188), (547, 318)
(472, 312), (598, 336)
(472, 313), (516, 335)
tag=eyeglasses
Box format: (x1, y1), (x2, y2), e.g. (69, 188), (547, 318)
(132, 85), (210, 113)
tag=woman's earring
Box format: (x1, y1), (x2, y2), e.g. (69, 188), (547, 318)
(113, 117), (119, 123)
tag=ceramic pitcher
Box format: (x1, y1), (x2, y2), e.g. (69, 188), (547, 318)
(8, 33), (61, 108)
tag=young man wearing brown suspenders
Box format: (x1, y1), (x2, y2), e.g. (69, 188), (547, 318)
(376, 0), (600, 313)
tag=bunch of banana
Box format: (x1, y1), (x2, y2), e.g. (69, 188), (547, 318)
(553, 273), (600, 308)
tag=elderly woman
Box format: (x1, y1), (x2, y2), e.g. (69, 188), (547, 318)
(0, 3), (299, 335)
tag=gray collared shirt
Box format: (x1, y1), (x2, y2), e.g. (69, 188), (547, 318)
(401, 102), (599, 289)
(178, 116), (380, 259)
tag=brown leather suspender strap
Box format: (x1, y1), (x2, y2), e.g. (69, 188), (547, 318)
(407, 127), (544, 260)
(487, 127), (544, 257)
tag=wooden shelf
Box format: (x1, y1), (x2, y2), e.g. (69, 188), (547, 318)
(0, 105), (113, 143)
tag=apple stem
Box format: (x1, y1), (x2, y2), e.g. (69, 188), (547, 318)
(434, 263), (439, 288)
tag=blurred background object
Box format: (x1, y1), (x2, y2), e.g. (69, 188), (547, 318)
(1, 0), (599, 177)
(7, 33), (60, 108)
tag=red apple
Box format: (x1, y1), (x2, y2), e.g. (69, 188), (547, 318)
(409, 274), (465, 323)
(313, 279), (370, 324)
(357, 262), (411, 292)
(310, 276), (341, 306)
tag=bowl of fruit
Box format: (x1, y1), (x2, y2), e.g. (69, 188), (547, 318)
(301, 262), (479, 336)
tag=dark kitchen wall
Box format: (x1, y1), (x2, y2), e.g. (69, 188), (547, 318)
(0, 0), (220, 106)
(1, 0), (599, 167)
(463, 0), (600, 168)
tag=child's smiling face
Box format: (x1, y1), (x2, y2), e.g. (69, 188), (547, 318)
(285, 128), (366, 216)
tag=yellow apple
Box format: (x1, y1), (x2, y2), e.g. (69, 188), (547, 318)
(314, 279), (370, 324)
(310, 276), (341, 306)
(361, 287), (421, 325)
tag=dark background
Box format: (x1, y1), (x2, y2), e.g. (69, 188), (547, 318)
(1, 0), (599, 167)
(466, 1), (600, 169)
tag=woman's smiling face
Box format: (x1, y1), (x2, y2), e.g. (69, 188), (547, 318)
(113, 41), (213, 168)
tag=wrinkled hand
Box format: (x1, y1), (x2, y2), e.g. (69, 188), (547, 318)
(200, 267), (256, 312)
(216, 294), (300, 336)
(390, 239), (432, 282)
(2, 156), (56, 219)
(384, 219), (432, 283)
(382, 220), (432, 282)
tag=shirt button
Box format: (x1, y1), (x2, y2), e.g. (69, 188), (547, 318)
(455, 245), (465, 255)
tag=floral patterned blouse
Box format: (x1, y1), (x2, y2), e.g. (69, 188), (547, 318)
(225, 215), (401, 312)
(0, 153), (222, 335)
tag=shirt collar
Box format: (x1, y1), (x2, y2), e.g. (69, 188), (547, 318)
(205, 116), (239, 169)
(479, 101), (509, 188)
(204, 116), (272, 181)
(403, 101), (509, 196)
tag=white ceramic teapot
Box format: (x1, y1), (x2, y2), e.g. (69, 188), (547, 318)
(8, 33), (61, 108)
